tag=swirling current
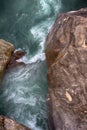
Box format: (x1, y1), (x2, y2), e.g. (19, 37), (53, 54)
(0, 0), (87, 130)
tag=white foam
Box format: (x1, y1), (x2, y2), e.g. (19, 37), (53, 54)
(26, 116), (43, 130)
(28, 53), (45, 63)
(0, 1), (62, 130)
(36, 0), (61, 17)
(13, 96), (37, 106)
(14, 48), (23, 53)
(16, 52), (45, 64)
(27, 18), (53, 64)
(16, 0), (62, 65)
(40, 0), (51, 15)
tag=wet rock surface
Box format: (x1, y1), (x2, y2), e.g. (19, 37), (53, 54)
(45, 8), (87, 130)
(0, 39), (14, 83)
(0, 116), (31, 130)
(7, 50), (25, 68)
(0, 40), (30, 130)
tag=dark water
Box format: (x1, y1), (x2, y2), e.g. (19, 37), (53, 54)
(0, 0), (87, 130)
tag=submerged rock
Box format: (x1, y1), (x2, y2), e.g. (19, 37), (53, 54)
(45, 8), (87, 130)
(0, 39), (14, 83)
(0, 116), (31, 130)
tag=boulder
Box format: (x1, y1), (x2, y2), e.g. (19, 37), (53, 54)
(0, 39), (14, 83)
(7, 50), (25, 68)
(45, 8), (87, 130)
(0, 116), (31, 130)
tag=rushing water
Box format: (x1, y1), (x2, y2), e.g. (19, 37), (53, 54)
(0, 0), (87, 130)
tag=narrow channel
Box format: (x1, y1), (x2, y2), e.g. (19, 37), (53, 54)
(0, 0), (87, 130)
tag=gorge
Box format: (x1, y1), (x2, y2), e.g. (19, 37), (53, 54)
(0, 0), (87, 130)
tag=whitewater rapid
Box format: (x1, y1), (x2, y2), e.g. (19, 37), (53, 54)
(0, 0), (62, 130)
(0, 0), (85, 130)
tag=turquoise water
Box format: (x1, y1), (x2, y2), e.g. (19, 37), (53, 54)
(0, 0), (87, 130)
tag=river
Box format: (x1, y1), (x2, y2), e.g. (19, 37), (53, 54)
(0, 0), (87, 130)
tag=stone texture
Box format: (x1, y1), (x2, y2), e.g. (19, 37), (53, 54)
(0, 39), (14, 83)
(45, 8), (87, 130)
(0, 116), (31, 130)
(7, 50), (25, 68)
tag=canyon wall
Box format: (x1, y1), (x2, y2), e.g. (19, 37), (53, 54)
(45, 8), (87, 130)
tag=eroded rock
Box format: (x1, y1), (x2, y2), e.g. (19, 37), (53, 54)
(7, 50), (25, 68)
(0, 39), (14, 83)
(45, 8), (87, 130)
(0, 116), (31, 130)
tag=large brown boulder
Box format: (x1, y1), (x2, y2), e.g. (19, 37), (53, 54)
(0, 116), (31, 130)
(0, 39), (14, 83)
(45, 8), (87, 130)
